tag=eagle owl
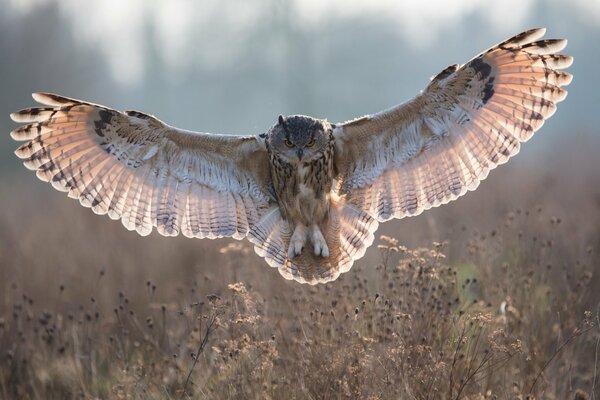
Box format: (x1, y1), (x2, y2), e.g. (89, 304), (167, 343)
(10, 28), (572, 284)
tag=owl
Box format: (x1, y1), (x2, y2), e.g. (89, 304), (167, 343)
(10, 28), (572, 284)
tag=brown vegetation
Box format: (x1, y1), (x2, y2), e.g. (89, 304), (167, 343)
(0, 148), (599, 399)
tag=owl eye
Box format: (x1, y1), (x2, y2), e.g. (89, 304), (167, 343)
(305, 139), (315, 147)
(284, 139), (295, 148)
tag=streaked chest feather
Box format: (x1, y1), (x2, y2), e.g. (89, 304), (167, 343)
(269, 151), (334, 224)
(297, 164), (314, 197)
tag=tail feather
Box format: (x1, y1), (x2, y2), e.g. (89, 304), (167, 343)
(249, 200), (378, 285)
(249, 207), (289, 269)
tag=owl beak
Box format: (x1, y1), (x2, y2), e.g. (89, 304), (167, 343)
(296, 148), (304, 160)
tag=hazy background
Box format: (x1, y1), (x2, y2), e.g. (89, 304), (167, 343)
(2, 0), (600, 144)
(1, 0), (599, 278)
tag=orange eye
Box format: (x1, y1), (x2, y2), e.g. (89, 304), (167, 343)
(284, 139), (295, 148)
(305, 139), (315, 147)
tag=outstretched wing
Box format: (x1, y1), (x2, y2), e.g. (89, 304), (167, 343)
(11, 93), (274, 239)
(334, 28), (572, 221)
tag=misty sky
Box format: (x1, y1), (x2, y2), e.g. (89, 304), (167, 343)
(1, 0), (599, 171)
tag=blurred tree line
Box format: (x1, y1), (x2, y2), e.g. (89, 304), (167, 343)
(1, 0), (599, 173)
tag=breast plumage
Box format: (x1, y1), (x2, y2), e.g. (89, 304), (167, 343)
(265, 115), (335, 258)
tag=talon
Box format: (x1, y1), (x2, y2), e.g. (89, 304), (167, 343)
(288, 241), (303, 258)
(288, 224), (308, 259)
(314, 241), (323, 256)
(311, 227), (329, 258)
(287, 246), (296, 259)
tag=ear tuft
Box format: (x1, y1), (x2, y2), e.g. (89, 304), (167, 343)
(278, 114), (286, 125)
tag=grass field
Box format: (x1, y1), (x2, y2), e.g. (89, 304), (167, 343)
(0, 142), (599, 399)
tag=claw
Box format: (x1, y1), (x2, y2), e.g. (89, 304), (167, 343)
(311, 227), (329, 257)
(288, 224), (308, 259)
(287, 241), (304, 258)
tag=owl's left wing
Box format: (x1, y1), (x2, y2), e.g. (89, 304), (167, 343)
(334, 28), (572, 221)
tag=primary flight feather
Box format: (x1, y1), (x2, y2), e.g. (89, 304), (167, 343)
(10, 28), (572, 284)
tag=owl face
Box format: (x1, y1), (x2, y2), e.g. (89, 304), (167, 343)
(267, 115), (333, 164)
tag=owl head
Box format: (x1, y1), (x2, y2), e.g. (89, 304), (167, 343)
(267, 115), (334, 163)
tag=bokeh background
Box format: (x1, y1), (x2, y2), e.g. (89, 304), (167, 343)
(1, 1), (600, 398)
(2, 0), (600, 143)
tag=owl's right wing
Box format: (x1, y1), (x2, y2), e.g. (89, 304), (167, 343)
(333, 28), (572, 222)
(11, 93), (275, 239)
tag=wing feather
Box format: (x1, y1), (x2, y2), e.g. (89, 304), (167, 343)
(334, 28), (571, 222)
(10, 93), (274, 239)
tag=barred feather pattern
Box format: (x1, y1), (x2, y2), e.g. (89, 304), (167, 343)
(10, 93), (274, 239)
(249, 200), (378, 284)
(334, 28), (572, 221)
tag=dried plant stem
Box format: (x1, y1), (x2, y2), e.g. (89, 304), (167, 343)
(454, 351), (492, 400)
(448, 322), (467, 399)
(182, 308), (220, 397)
(529, 324), (595, 394)
(592, 306), (600, 400)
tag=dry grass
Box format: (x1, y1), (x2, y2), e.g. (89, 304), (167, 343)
(0, 146), (599, 399)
